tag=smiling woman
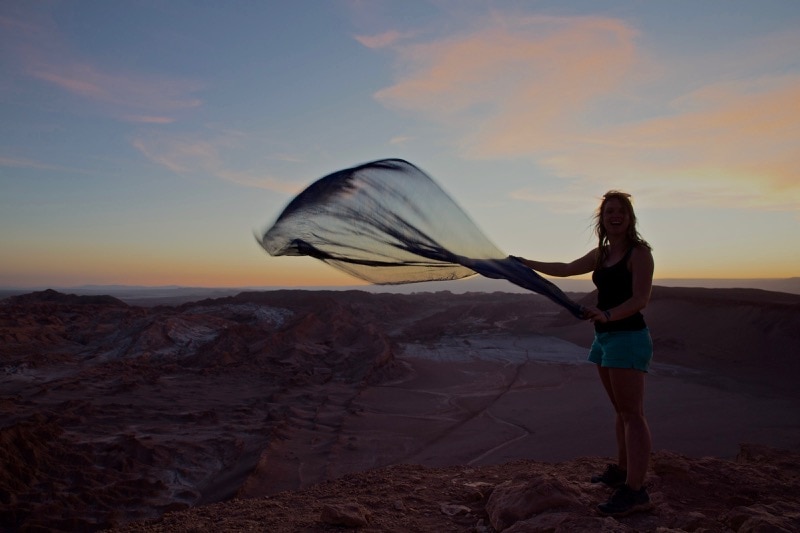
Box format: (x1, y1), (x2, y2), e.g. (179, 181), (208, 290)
(513, 190), (656, 516)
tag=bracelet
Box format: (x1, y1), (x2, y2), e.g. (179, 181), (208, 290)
(603, 310), (611, 321)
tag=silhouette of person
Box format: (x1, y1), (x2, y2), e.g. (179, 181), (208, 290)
(515, 191), (654, 516)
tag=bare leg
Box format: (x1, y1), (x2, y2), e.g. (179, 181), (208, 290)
(597, 366), (627, 468)
(607, 368), (651, 489)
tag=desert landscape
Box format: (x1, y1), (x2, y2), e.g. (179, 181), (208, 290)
(2, 286), (799, 532)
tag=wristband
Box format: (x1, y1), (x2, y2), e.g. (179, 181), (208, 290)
(603, 310), (611, 321)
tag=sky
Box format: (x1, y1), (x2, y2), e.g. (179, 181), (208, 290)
(1, 0), (799, 289)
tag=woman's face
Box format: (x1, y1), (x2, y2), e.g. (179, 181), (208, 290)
(602, 198), (630, 236)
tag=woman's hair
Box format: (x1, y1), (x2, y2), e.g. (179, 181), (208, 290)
(594, 190), (651, 268)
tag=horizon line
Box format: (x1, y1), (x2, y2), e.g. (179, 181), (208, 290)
(0, 275), (797, 291)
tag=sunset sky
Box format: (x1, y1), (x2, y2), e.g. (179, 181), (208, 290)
(2, 1), (799, 289)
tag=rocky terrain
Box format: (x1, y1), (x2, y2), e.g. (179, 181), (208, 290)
(113, 444), (800, 532)
(1, 287), (799, 531)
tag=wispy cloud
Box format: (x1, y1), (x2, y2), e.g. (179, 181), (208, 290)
(121, 115), (177, 124)
(0, 155), (88, 174)
(536, 76), (800, 210)
(24, 60), (203, 121)
(372, 15), (638, 149)
(132, 132), (302, 194)
(353, 29), (414, 49)
(216, 169), (303, 194)
(132, 136), (216, 175)
(0, 155), (63, 171)
(366, 13), (800, 211)
(3, 13), (202, 122)
(389, 135), (413, 145)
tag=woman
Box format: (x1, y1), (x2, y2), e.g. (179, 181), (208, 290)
(515, 191), (654, 516)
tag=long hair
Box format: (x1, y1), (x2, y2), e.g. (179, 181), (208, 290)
(594, 190), (651, 268)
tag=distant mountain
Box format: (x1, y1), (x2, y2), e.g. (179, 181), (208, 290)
(0, 286), (244, 306)
(2, 277), (798, 306)
(652, 277), (800, 295)
(3, 288), (128, 307)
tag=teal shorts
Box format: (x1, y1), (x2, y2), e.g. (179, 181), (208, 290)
(588, 328), (653, 372)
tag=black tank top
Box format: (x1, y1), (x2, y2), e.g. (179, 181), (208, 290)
(592, 247), (647, 332)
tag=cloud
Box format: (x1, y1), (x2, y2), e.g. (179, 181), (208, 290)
(354, 29), (413, 49)
(537, 76), (800, 210)
(389, 135), (413, 145)
(26, 61), (203, 116)
(132, 136), (216, 175)
(215, 169), (303, 194)
(121, 115), (177, 124)
(0, 155), (62, 171)
(369, 13), (800, 211)
(373, 15), (639, 151)
(4, 13), (202, 121)
(0, 155), (90, 174)
(132, 132), (302, 194)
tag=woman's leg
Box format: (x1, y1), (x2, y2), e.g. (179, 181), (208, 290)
(607, 368), (651, 489)
(597, 365), (626, 468)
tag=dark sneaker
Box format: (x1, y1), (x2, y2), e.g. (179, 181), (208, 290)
(591, 463), (627, 488)
(598, 484), (651, 516)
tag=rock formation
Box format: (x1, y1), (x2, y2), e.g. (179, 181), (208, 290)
(1, 287), (799, 531)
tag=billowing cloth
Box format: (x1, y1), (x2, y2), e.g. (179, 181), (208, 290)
(259, 158), (585, 319)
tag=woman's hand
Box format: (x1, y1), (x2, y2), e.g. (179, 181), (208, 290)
(584, 306), (610, 323)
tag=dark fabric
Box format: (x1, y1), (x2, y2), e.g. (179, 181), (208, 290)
(259, 158), (585, 319)
(592, 247), (647, 332)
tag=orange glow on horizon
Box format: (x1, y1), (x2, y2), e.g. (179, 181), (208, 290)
(2, 257), (796, 290)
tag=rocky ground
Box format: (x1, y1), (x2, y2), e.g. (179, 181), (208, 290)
(1, 287), (799, 532)
(113, 444), (800, 532)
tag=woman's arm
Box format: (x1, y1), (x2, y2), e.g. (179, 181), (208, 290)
(587, 246), (654, 323)
(515, 248), (598, 277)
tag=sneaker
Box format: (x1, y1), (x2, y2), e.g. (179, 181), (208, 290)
(597, 484), (651, 516)
(590, 463), (627, 488)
